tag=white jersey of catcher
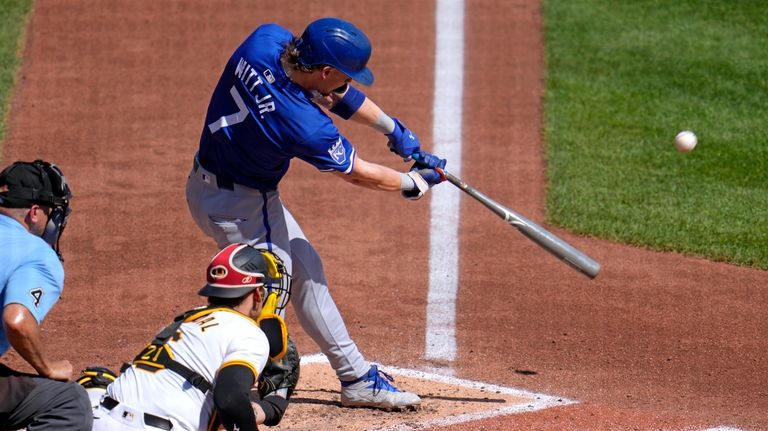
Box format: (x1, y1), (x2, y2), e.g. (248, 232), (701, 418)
(99, 307), (270, 430)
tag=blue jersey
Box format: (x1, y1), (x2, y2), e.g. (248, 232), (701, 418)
(0, 214), (64, 355)
(198, 24), (356, 190)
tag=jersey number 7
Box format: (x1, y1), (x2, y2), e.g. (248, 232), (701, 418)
(208, 86), (275, 133)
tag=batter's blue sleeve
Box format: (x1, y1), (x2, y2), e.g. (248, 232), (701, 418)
(293, 128), (356, 174)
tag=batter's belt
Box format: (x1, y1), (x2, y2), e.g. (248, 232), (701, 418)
(192, 156), (276, 193)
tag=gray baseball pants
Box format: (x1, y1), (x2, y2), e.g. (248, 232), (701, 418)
(185, 163), (369, 381)
(0, 364), (92, 431)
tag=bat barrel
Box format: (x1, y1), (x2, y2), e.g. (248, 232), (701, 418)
(441, 170), (601, 278)
(512, 212), (601, 278)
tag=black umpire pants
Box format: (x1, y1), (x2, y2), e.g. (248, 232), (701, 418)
(0, 363), (92, 430)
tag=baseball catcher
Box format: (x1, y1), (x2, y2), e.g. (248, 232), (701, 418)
(90, 243), (299, 430)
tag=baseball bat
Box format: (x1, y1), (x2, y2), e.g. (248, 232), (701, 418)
(436, 168), (601, 278)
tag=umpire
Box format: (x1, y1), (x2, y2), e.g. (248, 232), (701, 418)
(0, 160), (92, 430)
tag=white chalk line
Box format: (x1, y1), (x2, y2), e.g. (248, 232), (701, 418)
(425, 0), (464, 364)
(301, 354), (576, 430)
(421, 1), (576, 427)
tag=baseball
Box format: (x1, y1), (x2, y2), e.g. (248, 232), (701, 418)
(674, 130), (697, 152)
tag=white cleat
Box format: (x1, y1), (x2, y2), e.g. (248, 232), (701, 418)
(340, 365), (421, 410)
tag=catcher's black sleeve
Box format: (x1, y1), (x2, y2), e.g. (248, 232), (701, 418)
(256, 395), (289, 426)
(214, 365), (257, 431)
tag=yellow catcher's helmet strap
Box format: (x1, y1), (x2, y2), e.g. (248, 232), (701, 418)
(259, 249), (284, 279)
(261, 291), (279, 316)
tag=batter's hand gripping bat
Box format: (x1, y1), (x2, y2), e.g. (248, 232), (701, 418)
(436, 168), (601, 278)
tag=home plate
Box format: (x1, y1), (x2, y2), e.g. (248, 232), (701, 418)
(272, 354), (576, 430)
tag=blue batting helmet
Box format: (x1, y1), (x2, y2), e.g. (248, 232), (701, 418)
(295, 17), (374, 86)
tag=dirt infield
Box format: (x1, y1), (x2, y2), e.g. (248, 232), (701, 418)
(2, 1), (767, 430)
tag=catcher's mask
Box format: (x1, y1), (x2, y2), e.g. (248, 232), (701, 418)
(198, 243), (290, 310)
(0, 160), (72, 260)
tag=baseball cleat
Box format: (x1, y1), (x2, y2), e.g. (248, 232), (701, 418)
(340, 365), (421, 410)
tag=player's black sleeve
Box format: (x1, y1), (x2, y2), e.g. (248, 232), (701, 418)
(256, 394), (289, 426)
(214, 365), (257, 431)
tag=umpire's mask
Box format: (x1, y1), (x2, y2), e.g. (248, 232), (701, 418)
(0, 160), (72, 260)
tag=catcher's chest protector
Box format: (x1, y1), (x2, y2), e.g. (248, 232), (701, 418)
(131, 306), (223, 394)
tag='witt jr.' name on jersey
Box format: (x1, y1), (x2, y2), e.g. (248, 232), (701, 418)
(208, 58), (276, 133)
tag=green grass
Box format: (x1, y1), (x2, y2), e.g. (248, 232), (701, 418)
(543, 0), (768, 269)
(0, 0), (33, 155)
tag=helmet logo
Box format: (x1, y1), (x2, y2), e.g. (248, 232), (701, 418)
(242, 276), (253, 284)
(210, 265), (228, 279)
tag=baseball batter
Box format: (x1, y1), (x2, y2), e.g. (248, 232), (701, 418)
(92, 243), (297, 430)
(185, 17), (446, 409)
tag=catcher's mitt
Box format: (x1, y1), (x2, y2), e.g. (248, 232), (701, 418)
(257, 337), (300, 399)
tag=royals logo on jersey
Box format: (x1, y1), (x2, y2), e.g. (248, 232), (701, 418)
(328, 138), (346, 164)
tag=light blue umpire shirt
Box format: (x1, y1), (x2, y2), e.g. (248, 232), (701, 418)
(0, 213), (64, 355)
